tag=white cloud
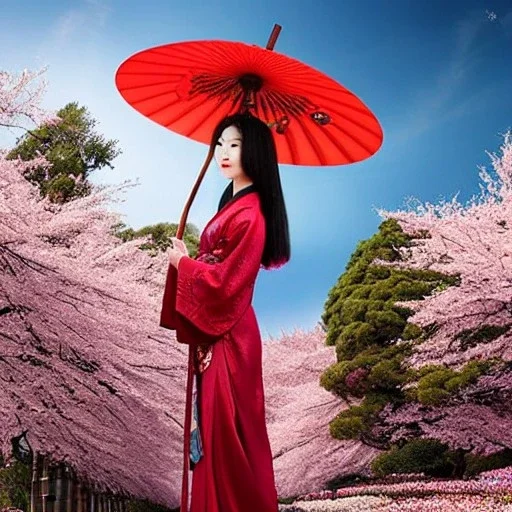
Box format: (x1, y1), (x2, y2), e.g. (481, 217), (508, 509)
(50, 0), (111, 45)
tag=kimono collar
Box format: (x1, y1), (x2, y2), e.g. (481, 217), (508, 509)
(217, 181), (257, 213)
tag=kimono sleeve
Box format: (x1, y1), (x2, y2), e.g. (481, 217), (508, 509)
(160, 207), (265, 339)
(159, 262), (217, 345)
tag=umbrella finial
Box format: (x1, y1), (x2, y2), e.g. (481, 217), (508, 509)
(266, 24), (282, 51)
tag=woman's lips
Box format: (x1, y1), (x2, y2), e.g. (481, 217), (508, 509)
(221, 163), (231, 168)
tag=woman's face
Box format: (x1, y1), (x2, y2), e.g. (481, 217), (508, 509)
(215, 125), (248, 181)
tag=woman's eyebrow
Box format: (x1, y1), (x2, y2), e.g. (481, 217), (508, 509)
(219, 137), (242, 142)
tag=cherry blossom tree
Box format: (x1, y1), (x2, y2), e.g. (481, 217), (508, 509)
(376, 132), (512, 368)
(372, 366), (512, 456)
(370, 133), (512, 455)
(0, 68), (57, 132)
(263, 326), (379, 498)
(1, 69), (189, 506)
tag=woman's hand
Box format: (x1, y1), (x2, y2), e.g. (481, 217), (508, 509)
(168, 237), (189, 269)
(170, 237), (189, 256)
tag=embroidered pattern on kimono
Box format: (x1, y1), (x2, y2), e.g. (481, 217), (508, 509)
(190, 238), (228, 467)
(191, 237), (228, 374)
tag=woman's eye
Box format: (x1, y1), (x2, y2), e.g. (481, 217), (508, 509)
(231, 144), (239, 147)
(216, 141), (222, 146)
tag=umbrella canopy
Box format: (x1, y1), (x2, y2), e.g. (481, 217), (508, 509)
(115, 39), (383, 166)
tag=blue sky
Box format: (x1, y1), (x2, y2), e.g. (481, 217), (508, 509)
(1, 0), (511, 339)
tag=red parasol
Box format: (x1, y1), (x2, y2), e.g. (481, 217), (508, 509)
(115, 24), (382, 511)
(116, 31), (382, 167)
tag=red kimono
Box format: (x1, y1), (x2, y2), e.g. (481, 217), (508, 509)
(160, 185), (278, 512)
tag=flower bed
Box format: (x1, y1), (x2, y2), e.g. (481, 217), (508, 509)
(278, 467), (512, 511)
(280, 494), (512, 511)
(296, 467), (512, 501)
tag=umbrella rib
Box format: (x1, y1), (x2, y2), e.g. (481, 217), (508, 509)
(282, 125), (299, 165)
(231, 89), (245, 114)
(292, 86), (382, 141)
(149, 46), (216, 67)
(265, 91), (281, 124)
(162, 94), (217, 127)
(294, 81), (368, 113)
(123, 57), (189, 68)
(283, 129), (299, 166)
(294, 116), (327, 166)
(221, 43), (244, 70)
(319, 124), (355, 163)
(266, 90), (305, 118)
(171, 43), (230, 69)
(292, 84), (376, 117)
(329, 106), (382, 139)
(325, 98), (376, 119)
(185, 98), (227, 139)
(294, 80), (354, 95)
(144, 95), (186, 118)
(259, 92), (273, 122)
(119, 79), (182, 92)
(117, 71), (184, 77)
(330, 121), (374, 159)
(130, 88), (181, 109)
(264, 93), (298, 165)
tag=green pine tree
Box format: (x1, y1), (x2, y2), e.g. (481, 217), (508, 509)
(320, 219), (458, 443)
(7, 102), (121, 203)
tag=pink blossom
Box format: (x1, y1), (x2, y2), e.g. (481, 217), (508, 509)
(345, 367), (369, 391)
(0, 68), (59, 131)
(295, 465), (512, 503)
(376, 132), (512, 368)
(373, 371), (512, 454)
(263, 327), (379, 497)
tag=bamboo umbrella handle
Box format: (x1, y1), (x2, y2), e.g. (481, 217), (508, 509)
(180, 349), (194, 512)
(266, 23), (282, 51)
(176, 147), (215, 239)
(176, 147), (214, 512)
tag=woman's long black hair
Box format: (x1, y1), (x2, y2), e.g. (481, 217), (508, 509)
(210, 113), (290, 270)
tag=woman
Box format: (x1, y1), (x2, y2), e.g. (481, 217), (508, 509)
(160, 112), (290, 512)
